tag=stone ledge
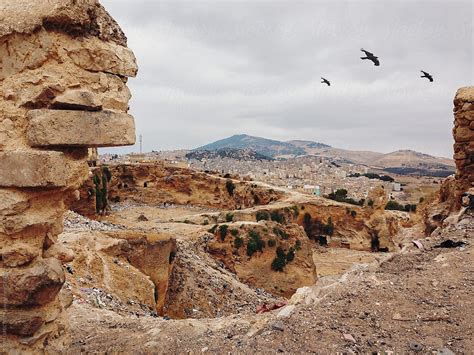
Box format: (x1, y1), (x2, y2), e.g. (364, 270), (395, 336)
(0, 150), (87, 187)
(27, 109), (136, 148)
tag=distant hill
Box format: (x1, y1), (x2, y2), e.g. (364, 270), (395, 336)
(195, 134), (306, 158)
(186, 148), (272, 161)
(194, 134), (455, 177)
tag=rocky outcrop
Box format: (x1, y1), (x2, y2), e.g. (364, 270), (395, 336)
(453, 87), (474, 207)
(72, 163), (285, 216)
(207, 222), (317, 297)
(0, 0), (137, 352)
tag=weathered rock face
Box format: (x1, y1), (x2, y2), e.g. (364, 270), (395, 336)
(72, 163), (285, 217)
(453, 87), (474, 206)
(0, 0), (137, 351)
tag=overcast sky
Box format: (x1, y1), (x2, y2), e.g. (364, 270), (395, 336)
(101, 0), (472, 158)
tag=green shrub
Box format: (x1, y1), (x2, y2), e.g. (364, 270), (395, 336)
(219, 225), (229, 241)
(256, 210), (270, 221)
(247, 230), (265, 256)
(234, 236), (244, 248)
(271, 255), (286, 272)
(230, 228), (239, 237)
(286, 247), (295, 262)
(404, 204), (417, 213)
(268, 239), (276, 247)
(225, 213), (234, 222)
(385, 200), (405, 211)
(367, 199), (374, 207)
(273, 227), (289, 240)
(270, 210), (285, 224)
(202, 219), (209, 225)
(295, 240), (302, 250)
(350, 210), (357, 218)
(226, 180), (236, 196)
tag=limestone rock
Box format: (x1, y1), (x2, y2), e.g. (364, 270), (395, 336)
(0, 151), (88, 187)
(27, 110), (136, 147)
(0, 244), (39, 267)
(0, 258), (65, 307)
(51, 90), (102, 111)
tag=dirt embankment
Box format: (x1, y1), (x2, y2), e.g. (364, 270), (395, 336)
(72, 163), (285, 216)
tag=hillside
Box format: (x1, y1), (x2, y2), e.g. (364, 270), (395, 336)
(195, 134), (306, 158)
(194, 134), (455, 176)
(185, 148), (272, 161)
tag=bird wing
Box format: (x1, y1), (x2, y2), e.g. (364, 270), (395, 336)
(361, 48), (373, 56)
(372, 57), (380, 66)
(421, 70), (429, 76)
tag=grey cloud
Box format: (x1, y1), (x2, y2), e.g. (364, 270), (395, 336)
(101, 0), (472, 158)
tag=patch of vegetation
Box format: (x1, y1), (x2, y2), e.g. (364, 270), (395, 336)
(303, 213), (334, 239)
(273, 226), (289, 240)
(226, 180), (236, 196)
(350, 210), (357, 218)
(247, 230), (265, 256)
(367, 199), (374, 207)
(295, 240), (302, 250)
(202, 219), (209, 225)
(327, 189), (364, 206)
(271, 247), (287, 272)
(385, 200), (417, 212)
(268, 239), (276, 247)
(219, 224), (229, 241)
(93, 171), (108, 214)
(256, 210), (270, 221)
(230, 228), (239, 237)
(234, 235), (244, 249)
(225, 213), (234, 222)
(349, 172), (394, 182)
(270, 210), (285, 224)
(286, 247), (295, 262)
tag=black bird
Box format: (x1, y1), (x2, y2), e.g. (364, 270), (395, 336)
(360, 48), (380, 66)
(321, 77), (331, 86)
(420, 70), (433, 82)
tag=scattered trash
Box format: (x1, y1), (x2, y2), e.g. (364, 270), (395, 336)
(66, 265), (74, 274)
(342, 333), (356, 343)
(434, 240), (466, 249)
(409, 341), (424, 352)
(412, 240), (424, 249)
(256, 301), (287, 314)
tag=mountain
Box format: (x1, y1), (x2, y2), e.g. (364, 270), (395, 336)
(195, 134), (307, 158)
(186, 148), (272, 161)
(193, 134), (455, 177)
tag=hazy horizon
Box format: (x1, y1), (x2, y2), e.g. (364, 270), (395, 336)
(101, 0), (473, 158)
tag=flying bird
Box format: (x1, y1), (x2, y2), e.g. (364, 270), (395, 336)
(321, 77), (331, 86)
(360, 48), (380, 66)
(420, 70), (433, 82)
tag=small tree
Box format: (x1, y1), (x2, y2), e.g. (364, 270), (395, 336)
(219, 224), (229, 241)
(256, 211), (270, 221)
(226, 180), (236, 196)
(225, 213), (234, 222)
(286, 247), (295, 262)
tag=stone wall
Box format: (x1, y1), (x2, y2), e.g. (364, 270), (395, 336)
(0, 1), (137, 352)
(453, 87), (474, 206)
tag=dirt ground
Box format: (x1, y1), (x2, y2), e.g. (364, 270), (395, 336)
(63, 211), (473, 354)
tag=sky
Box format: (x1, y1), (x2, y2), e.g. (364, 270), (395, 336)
(101, 0), (473, 158)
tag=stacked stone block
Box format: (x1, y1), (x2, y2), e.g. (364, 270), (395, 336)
(0, 0), (137, 351)
(453, 87), (474, 206)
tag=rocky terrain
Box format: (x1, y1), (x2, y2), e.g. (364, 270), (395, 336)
(1, 0), (472, 352)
